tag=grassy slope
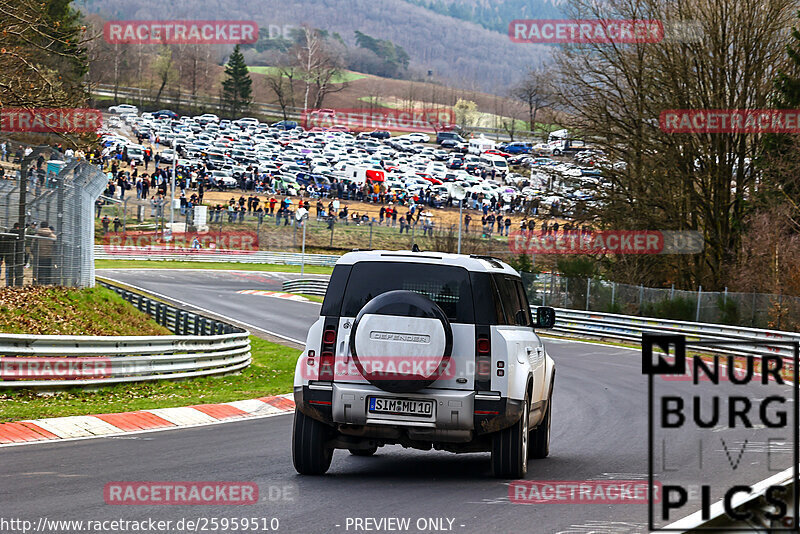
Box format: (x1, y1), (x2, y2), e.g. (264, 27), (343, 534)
(247, 66), (366, 83)
(0, 286), (171, 336)
(0, 336), (300, 421)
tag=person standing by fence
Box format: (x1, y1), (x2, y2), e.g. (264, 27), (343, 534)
(32, 222), (56, 285)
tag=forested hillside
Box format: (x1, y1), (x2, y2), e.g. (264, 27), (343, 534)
(76, 0), (553, 92)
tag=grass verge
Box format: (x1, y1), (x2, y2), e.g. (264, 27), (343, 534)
(0, 336), (300, 422)
(293, 293), (324, 303)
(95, 259), (333, 274)
(0, 286), (171, 336)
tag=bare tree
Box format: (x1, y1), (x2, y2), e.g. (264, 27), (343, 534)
(264, 62), (299, 121)
(512, 66), (555, 139)
(552, 0), (795, 289)
(152, 45), (175, 106)
(292, 26), (347, 111)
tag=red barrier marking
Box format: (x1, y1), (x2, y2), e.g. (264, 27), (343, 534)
(259, 396), (295, 411)
(96, 411), (175, 431)
(191, 404), (248, 420)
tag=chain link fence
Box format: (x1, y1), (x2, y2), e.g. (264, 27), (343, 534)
(0, 145), (108, 287)
(521, 272), (800, 330)
(94, 201), (505, 257)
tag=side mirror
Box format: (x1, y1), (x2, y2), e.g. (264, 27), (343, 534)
(534, 306), (556, 329)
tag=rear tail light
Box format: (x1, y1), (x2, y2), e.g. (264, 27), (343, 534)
(319, 326), (337, 381)
(476, 334), (491, 382)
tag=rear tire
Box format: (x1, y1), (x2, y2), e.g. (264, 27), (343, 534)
(491, 396), (529, 478)
(292, 409), (334, 475)
(529, 392), (552, 459)
(349, 446), (378, 457)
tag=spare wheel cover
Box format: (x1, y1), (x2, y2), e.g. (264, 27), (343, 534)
(349, 290), (453, 393)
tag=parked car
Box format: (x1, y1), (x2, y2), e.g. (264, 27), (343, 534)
(273, 120), (299, 130)
(108, 104), (139, 115)
(153, 109), (178, 119)
(437, 132), (465, 146)
(501, 142), (533, 154)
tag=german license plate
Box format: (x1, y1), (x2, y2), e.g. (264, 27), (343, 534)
(368, 397), (434, 418)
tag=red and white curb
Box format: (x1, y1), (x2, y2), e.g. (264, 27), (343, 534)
(0, 393), (295, 447)
(236, 289), (310, 301)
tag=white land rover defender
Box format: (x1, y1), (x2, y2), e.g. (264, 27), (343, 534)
(292, 250), (556, 478)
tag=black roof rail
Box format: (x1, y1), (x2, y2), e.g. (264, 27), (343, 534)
(469, 254), (504, 268)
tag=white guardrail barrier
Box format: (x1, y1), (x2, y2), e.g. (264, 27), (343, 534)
(0, 281), (251, 388)
(94, 245), (340, 266)
(282, 279), (329, 296)
(282, 278), (800, 361)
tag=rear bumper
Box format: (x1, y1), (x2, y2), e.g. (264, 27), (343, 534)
(294, 384), (523, 438)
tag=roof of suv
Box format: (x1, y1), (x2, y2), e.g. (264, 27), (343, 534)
(336, 250), (519, 275)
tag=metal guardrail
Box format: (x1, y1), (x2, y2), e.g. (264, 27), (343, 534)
(549, 308), (800, 364)
(282, 279), (329, 296)
(272, 277), (800, 362)
(94, 245), (340, 266)
(0, 282), (251, 388)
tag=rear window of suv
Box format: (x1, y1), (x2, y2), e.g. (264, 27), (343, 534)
(325, 262), (475, 323)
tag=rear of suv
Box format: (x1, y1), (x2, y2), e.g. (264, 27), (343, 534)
(292, 250), (556, 478)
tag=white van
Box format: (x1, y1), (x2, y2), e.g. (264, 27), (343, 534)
(480, 154), (509, 177)
(343, 164), (385, 186)
(468, 135), (496, 155)
(126, 144), (146, 163)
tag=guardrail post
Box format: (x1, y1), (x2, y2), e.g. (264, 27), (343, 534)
(586, 278), (591, 310)
(696, 285), (702, 322)
(542, 274), (547, 306)
(183, 312), (190, 334)
(638, 284), (644, 312)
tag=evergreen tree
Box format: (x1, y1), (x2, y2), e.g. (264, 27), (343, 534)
(221, 45), (253, 117)
(761, 12), (800, 200)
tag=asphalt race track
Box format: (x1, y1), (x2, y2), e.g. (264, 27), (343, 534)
(0, 269), (792, 534)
